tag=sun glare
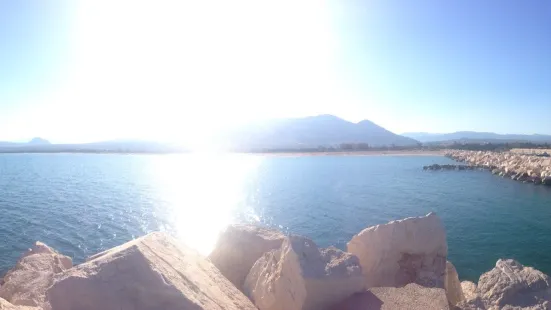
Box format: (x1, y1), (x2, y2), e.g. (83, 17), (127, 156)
(150, 153), (262, 254)
(20, 0), (346, 145)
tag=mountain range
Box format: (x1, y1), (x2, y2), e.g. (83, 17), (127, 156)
(402, 132), (551, 144)
(218, 114), (419, 150)
(0, 116), (418, 152)
(3, 117), (551, 153)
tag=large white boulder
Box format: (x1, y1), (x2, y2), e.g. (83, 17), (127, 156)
(347, 212), (447, 288)
(476, 259), (551, 309)
(331, 283), (450, 310)
(244, 235), (364, 310)
(0, 242), (72, 307)
(445, 261), (465, 306)
(45, 232), (257, 310)
(209, 224), (285, 291)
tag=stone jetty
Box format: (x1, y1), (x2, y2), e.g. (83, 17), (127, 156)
(0, 213), (550, 309)
(445, 150), (551, 185)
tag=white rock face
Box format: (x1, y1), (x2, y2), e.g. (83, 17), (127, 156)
(0, 242), (72, 307)
(209, 224), (285, 291)
(347, 212), (447, 288)
(476, 259), (551, 309)
(446, 261), (465, 306)
(331, 283), (450, 310)
(0, 297), (39, 310)
(244, 235), (364, 310)
(46, 232), (257, 310)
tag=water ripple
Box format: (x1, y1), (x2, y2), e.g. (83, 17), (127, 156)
(1, 154), (551, 281)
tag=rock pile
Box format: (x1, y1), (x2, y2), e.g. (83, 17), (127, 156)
(446, 150), (551, 186)
(0, 213), (549, 309)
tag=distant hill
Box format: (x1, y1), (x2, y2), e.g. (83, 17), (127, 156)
(218, 114), (419, 150)
(28, 137), (51, 145)
(402, 131), (551, 144)
(0, 139), (187, 153)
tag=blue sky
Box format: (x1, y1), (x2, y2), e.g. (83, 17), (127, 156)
(1, 0), (550, 143)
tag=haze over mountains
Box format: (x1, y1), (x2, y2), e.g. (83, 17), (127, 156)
(218, 114), (419, 150)
(403, 132), (551, 144)
(2, 115), (551, 153)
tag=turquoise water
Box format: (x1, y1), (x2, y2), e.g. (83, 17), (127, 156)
(1, 153), (551, 281)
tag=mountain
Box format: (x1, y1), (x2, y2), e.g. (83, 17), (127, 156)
(28, 137), (51, 145)
(402, 131), (551, 144)
(219, 114), (419, 150)
(0, 139), (187, 153)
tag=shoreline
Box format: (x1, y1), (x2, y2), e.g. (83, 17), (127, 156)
(0, 150), (446, 156)
(250, 150), (445, 157)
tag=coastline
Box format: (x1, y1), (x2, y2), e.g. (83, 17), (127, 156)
(251, 150), (445, 157)
(0, 150), (446, 156)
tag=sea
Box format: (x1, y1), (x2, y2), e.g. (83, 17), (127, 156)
(1, 153), (551, 281)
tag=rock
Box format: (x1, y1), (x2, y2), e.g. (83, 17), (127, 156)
(330, 283), (450, 310)
(0, 298), (39, 309)
(461, 281), (478, 302)
(446, 150), (551, 187)
(543, 177), (551, 186)
(347, 212), (447, 288)
(517, 172), (529, 182)
(0, 242), (72, 307)
(244, 235), (364, 310)
(477, 259), (551, 309)
(456, 281), (485, 309)
(446, 261), (465, 306)
(209, 224), (285, 291)
(46, 232), (257, 310)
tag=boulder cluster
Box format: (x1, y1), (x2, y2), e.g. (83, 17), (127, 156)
(0, 213), (549, 309)
(446, 150), (551, 185)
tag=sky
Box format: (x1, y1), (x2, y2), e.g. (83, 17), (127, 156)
(0, 0), (550, 143)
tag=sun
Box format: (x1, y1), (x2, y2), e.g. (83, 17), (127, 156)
(44, 0), (340, 143)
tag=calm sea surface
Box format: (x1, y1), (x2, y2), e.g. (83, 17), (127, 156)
(1, 153), (551, 281)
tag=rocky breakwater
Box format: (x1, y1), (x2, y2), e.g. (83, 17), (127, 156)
(446, 150), (551, 185)
(0, 213), (550, 309)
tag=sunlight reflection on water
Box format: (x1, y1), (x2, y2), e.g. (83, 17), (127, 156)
(149, 154), (263, 255)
